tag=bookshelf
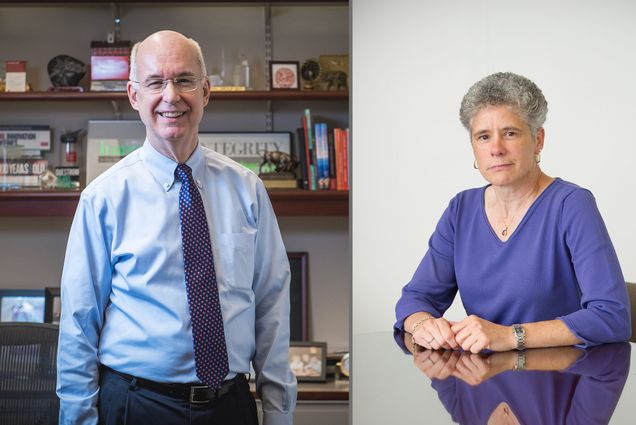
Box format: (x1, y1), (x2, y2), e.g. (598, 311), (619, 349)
(0, 91), (348, 102)
(0, 189), (349, 217)
(1, 8), (350, 422)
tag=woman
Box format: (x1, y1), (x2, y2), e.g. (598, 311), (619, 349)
(394, 72), (631, 353)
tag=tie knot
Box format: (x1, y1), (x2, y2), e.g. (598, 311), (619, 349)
(175, 163), (193, 183)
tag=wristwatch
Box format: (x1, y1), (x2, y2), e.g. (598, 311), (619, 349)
(512, 324), (525, 351)
(513, 350), (526, 371)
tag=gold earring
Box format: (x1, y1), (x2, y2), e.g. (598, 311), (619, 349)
(535, 154), (541, 164)
(473, 160), (479, 170)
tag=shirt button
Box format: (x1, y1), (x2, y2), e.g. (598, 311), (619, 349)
(163, 182), (170, 189)
(196, 179), (202, 187)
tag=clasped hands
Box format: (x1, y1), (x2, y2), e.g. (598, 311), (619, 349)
(410, 315), (514, 353)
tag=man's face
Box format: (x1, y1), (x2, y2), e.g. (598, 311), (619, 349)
(127, 35), (210, 153)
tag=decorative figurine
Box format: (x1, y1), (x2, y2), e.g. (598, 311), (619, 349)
(300, 59), (321, 90)
(47, 55), (86, 91)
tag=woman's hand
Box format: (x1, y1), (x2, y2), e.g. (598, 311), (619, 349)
(451, 315), (515, 353)
(411, 316), (460, 351)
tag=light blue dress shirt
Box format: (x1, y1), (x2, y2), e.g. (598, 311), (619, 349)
(57, 141), (297, 425)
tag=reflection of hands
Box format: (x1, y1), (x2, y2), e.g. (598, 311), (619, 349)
(413, 350), (461, 380)
(413, 349), (505, 386)
(411, 317), (460, 351)
(451, 315), (514, 353)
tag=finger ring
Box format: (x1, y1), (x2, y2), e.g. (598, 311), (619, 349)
(426, 337), (435, 343)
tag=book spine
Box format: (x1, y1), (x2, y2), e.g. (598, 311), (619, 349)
(304, 110), (317, 190)
(315, 123), (328, 190)
(342, 129), (350, 190)
(328, 129), (337, 190)
(0, 159), (48, 175)
(294, 128), (309, 189)
(0, 175), (40, 187)
(335, 129), (344, 191)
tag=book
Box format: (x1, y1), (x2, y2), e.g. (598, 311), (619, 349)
(5, 60), (27, 92)
(302, 111), (316, 190)
(0, 175), (40, 187)
(0, 158), (48, 176)
(262, 179), (298, 189)
(294, 128), (309, 189)
(315, 122), (330, 190)
(0, 125), (51, 150)
(328, 130), (337, 190)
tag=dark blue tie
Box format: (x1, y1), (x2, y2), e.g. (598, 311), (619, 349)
(175, 163), (229, 389)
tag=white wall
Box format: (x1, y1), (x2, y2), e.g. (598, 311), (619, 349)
(352, 0), (636, 337)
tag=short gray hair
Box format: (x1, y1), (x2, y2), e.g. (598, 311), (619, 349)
(129, 35), (207, 81)
(459, 72), (548, 136)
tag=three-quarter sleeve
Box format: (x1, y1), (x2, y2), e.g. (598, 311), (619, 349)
(557, 189), (631, 346)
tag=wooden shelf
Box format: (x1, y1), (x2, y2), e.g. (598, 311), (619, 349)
(1, 1), (347, 3)
(0, 90), (348, 102)
(251, 379), (349, 401)
(0, 189), (348, 217)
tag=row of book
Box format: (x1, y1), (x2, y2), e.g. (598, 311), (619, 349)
(295, 109), (349, 191)
(0, 125), (51, 189)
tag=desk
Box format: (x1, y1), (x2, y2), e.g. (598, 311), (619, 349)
(353, 332), (635, 424)
(251, 379), (349, 425)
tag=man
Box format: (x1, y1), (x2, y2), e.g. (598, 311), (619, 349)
(57, 30), (296, 425)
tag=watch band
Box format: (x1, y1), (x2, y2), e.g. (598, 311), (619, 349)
(513, 350), (526, 371)
(512, 324), (525, 351)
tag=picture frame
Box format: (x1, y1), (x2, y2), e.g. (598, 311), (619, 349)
(270, 61), (300, 90)
(0, 289), (45, 323)
(44, 287), (61, 324)
(289, 341), (327, 382)
(288, 252), (308, 341)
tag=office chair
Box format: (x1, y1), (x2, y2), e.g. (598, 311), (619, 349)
(628, 282), (636, 343)
(0, 322), (59, 425)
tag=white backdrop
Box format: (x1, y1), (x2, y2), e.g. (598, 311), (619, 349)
(352, 0), (636, 337)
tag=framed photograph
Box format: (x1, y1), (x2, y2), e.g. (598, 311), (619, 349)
(44, 287), (61, 324)
(0, 289), (45, 323)
(270, 61), (300, 90)
(289, 341), (327, 382)
(288, 252), (308, 341)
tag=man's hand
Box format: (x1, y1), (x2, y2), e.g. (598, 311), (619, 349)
(451, 315), (515, 353)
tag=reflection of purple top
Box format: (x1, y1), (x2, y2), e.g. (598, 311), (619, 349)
(432, 343), (631, 425)
(394, 179), (631, 348)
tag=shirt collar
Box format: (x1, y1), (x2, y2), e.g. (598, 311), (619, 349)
(140, 140), (205, 192)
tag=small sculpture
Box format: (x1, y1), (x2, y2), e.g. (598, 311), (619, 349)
(47, 55), (86, 90)
(259, 150), (298, 175)
(321, 71), (348, 91)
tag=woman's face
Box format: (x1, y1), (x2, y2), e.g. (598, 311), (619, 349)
(470, 105), (543, 188)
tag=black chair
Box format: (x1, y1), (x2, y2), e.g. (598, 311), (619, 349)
(0, 322), (59, 425)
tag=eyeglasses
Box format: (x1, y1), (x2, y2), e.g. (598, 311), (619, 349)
(130, 77), (202, 94)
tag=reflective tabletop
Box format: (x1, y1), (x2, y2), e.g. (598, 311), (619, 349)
(353, 332), (634, 424)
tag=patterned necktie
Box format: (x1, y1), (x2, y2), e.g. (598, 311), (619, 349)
(175, 163), (229, 389)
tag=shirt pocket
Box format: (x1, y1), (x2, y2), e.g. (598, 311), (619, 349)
(216, 232), (256, 290)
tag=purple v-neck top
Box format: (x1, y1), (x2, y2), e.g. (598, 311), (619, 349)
(394, 178), (631, 348)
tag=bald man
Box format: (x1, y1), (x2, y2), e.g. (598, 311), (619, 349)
(57, 31), (296, 425)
